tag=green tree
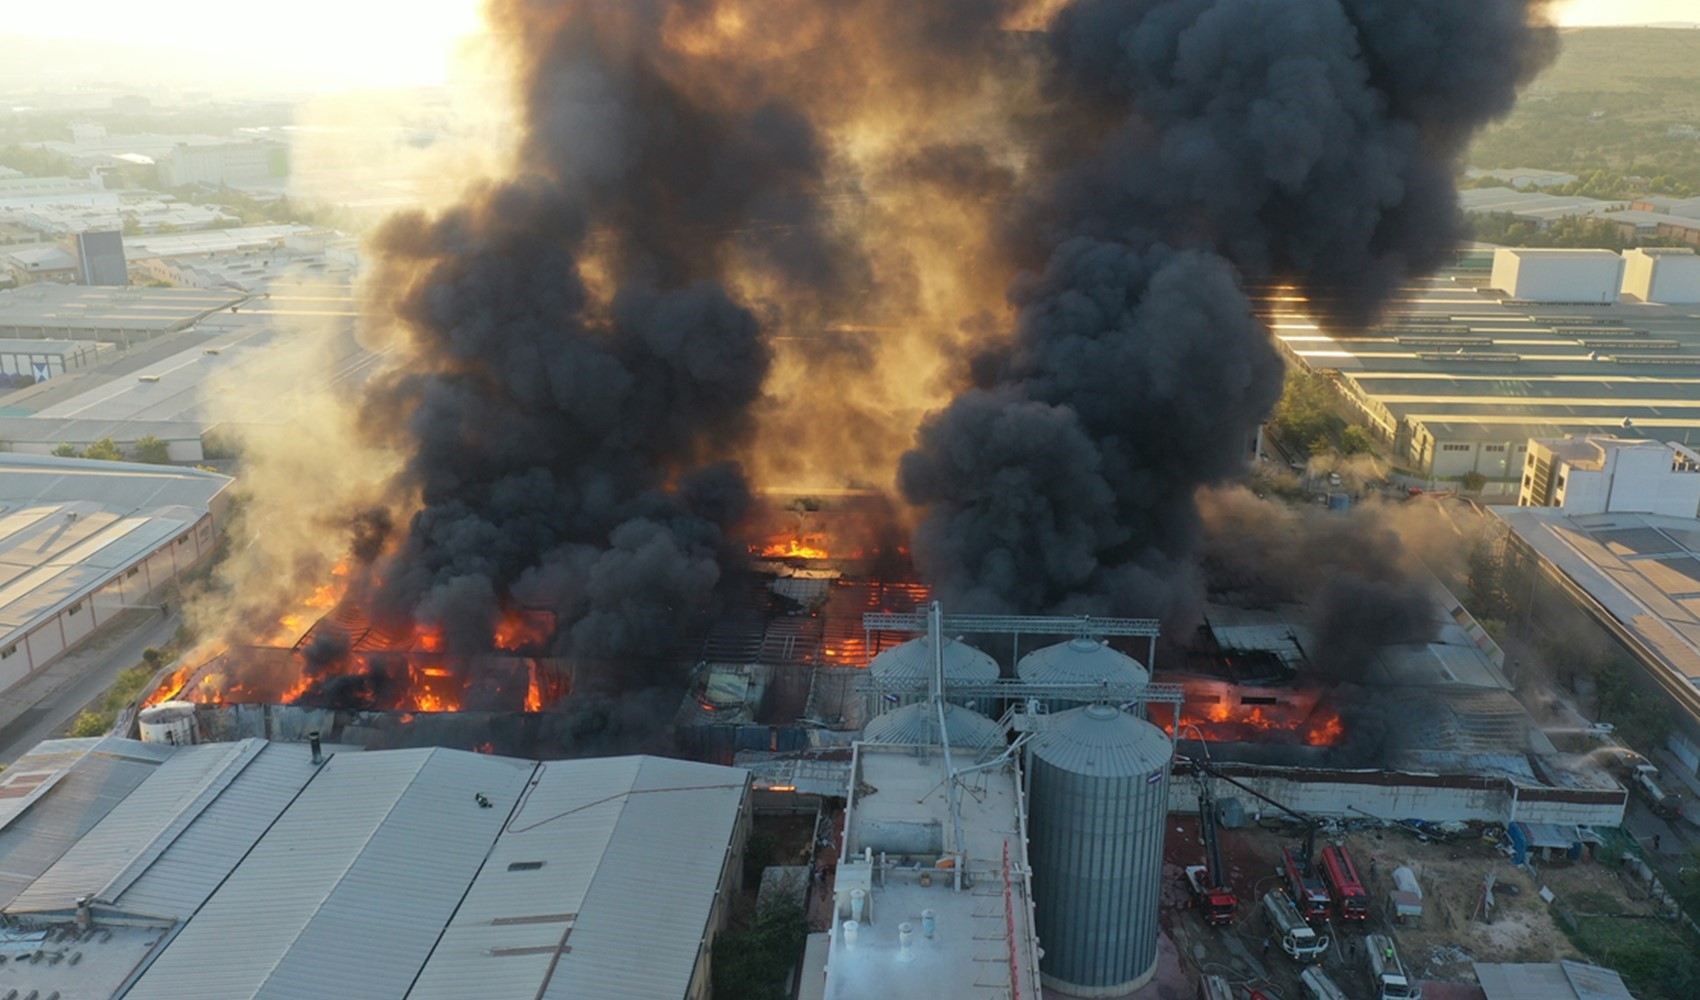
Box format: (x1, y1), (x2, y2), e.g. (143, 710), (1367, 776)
(1270, 369), (1346, 458)
(711, 904), (807, 1000)
(67, 710), (111, 738)
(81, 437), (125, 461)
(1339, 425), (1378, 457)
(1460, 470), (1488, 493)
(131, 435), (172, 464)
(51, 442), (79, 458)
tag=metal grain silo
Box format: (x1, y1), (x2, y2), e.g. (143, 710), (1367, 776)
(1017, 636), (1148, 714)
(861, 701), (1007, 751)
(866, 635), (999, 716)
(1027, 704), (1172, 997)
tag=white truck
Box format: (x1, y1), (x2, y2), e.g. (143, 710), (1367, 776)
(1262, 888), (1330, 962)
(1300, 966), (1352, 1000)
(1366, 932), (1421, 1000)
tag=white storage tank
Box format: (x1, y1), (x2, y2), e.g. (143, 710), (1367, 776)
(1621, 247), (1700, 304)
(1027, 705), (1172, 996)
(865, 634), (999, 716)
(860, 701), (1006, 751)
(137, 701), (199, 746)
(1490, 248), (1624, 303)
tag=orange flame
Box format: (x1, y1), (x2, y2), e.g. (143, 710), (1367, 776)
(756, 538), (831, 560)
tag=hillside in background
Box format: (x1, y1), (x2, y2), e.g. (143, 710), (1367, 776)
(1470, 27), (1700, 189)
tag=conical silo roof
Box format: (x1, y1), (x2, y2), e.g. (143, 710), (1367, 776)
(1030, 704), (1170, 777)
(1017, 636), (1148, 689)
(868, 635), (999, 686)
(862, 702), (1006, 750)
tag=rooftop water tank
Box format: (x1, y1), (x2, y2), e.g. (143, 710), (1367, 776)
(137, 701), (199, 746)
(866, 635), (999, 715)
(1027, 704), (1172, 996)
(861, 701), (1006, 751)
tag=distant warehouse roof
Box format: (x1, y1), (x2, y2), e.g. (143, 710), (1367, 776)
(0, 735), (752, 1000)
(0, 285), (244, 338)
(0, 454), (231, 656)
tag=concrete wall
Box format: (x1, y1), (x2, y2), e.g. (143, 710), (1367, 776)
(1168, 764), (1626, 828)
(1491, 249), (1623, 304)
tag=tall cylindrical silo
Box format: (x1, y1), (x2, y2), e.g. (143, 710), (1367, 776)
(866, 635), (999, 717)
(1027, 704), (1172, 997)
(861, 701), (1006, 751)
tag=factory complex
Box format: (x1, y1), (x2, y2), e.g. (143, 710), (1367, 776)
(1273, 247), (1700, 484)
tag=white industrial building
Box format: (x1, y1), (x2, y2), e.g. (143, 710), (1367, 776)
(1490, 248), (1625, 304)
(157, 141), (287, 188)
(812, 740), (1044, 1000)
(0, 455), (232, 695)
(1620, 246), (1700, 304)
(1518, 435), (1700, 517)
(0, 736), (751, 1000)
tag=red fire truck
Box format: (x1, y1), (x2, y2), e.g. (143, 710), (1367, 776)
(1186, 770), (1238, 925)
(1281, 843), (1332, 923)
(1319, 844), (1369, 923)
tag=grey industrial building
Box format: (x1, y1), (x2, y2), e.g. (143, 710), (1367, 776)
(0, 454), (231, 697)
(0, 285), (243, 343)
(0, 736), (752, 1000)
(0, 285), (370, 461)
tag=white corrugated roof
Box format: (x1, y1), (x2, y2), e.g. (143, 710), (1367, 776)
(0, 456), (229, 652)
(0, 737), (175, 909)
(123, 747), (535, 1000)
(112, 741), (318, 920)
(408, 755), (749, 1000)
(10, 739), (266, 915)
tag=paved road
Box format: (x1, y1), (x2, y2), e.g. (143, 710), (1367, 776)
(0, 607), (181, 764)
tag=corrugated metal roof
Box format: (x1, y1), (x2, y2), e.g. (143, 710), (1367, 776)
(1031, 705), (1171, 778)
(0, 456), (229, 651)
(0, 738), (173, 909)
(1475, 960), (1634, 1000)
(124, 747), (535, 1000)
(113, 741), (318, 920)
(408, 755), (748, 1000)
(9, 739), (263, 915)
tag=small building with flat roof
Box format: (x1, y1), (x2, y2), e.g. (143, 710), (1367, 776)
(1474, 960), (1634, 1000)
(1518, 435), (1700, 517)
(1490, 248), (1625, 304)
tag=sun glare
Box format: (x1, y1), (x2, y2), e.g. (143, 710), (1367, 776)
(4, 0), (488, 90)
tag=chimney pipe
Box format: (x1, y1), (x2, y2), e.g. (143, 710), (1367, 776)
(308, 731), (323, 766)
(74, 897), (91, 932)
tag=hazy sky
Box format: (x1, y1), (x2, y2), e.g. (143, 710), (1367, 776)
(1, 0), (1694, 91)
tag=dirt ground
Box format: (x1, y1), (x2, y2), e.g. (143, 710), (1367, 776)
(1158, 815), (1662, 998)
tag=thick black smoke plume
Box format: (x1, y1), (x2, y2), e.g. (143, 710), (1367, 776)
(358, 1), (849, 665)
(902, 0), (1555, 616)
